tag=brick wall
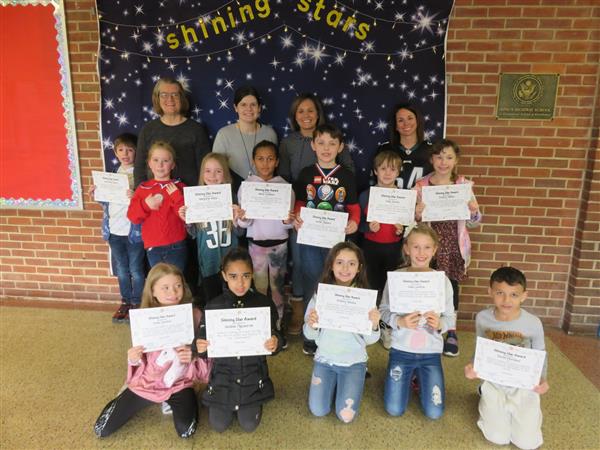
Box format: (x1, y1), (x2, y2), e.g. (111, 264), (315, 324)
(1, 0), (599, 333)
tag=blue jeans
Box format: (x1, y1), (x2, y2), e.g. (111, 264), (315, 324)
(108, 234), (145, 305)
(384, 349), (445, 419)
(299, 244), (330, 305)
(147, 240), (187, 272)
(289, 229), (303, 298)
(308, 361), (367, 423)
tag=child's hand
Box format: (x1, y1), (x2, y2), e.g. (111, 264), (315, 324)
(397, 312), (420, 329)
(533, 379), (549, 395)
(306, 308), (319, 329)
(265, 336), (278, 352)
(175, 345), (192, 364)
(468, 199), (479, 214)
(368, 308), (380, 330)
(394, 224), (404, 236)
(283, 211), (295, 225)
(178, 205), (187, 221)
(87, 185), (96, 199)
(423, 311), (440, 330)
(415, 201), (425, 220)
(165, 183), (178, 196)
(145, 193), (164, 210)
(196, 338), (209, 354)
(464, 363), (478, 380)
(232, 204), (243, 221)
(126, 189), (134, 199)
(368, 221), (381, 233)
(127, 345), (144, 365)
(345, 219), (358, 235)
(294, 216), (304, 231)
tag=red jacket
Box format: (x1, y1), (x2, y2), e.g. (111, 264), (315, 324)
(127, 179), (187, 249)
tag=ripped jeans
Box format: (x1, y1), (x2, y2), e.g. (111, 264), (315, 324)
(384, 349), (445, 419)
(308, 361), (367, 423)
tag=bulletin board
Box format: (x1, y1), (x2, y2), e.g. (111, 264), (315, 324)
(0, 0), (82, 209)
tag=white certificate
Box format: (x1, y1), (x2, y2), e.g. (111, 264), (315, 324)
(474, 337), (546, 390)
(92, 171), (130, 205)
(387, 271), (446, 313)
(205, 307), (271, 358)
(367, 187), (417, 225)
(296, 207), (348, 249)
(315, 283), (377, 335)
(183, 184), (233, 224)
(129, 303), (194, 353)
(421, 183), (472, 222)
(241, 181), (292, 220)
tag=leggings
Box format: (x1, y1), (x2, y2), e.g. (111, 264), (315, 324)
(94, 388), (198, 438)
(207, 405), (262, 433)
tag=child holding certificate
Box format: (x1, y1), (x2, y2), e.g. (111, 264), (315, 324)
(178, 153), (239, 305)
(88, 133), (144, 323)
(465, 267), (548, 450)
(195, 248), (281, 433)
(379, 224), (456, 420)
(94, 263), (211, 439)
(303, 242), (380, 423)
(235, 141), (294, 337)
(293, 123), (361, 355)
(414, 139), (481, 357)
(128, 141), (187, 271)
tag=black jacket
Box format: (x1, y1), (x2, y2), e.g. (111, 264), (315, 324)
(197, 288), (281, 411)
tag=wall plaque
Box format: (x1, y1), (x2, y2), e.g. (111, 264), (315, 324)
(497, 73), (559, 120)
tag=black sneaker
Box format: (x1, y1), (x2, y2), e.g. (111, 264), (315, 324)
(112, 303), (129, 323)
(443, 331), (460, 357)
(302, 341), (317, 356)
(280, 335), (288, 350)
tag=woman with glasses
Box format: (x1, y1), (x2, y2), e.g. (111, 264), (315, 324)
(134, 77), (210, 187)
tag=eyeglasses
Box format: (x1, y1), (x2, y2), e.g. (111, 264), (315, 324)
(159, 92), (181, 99)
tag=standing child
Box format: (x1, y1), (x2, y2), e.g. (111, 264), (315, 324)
(196, 248), (281, 433)
(293, 123), (361, 354)
(379, 224), (456, 420)
(414, 139), (481, 356)
(235, 140), (294, 335)
(89, 133), (145, 323)
(128, 141), (187, 271)
(465, 266), (549, 450)
(303, 242), (380, 423)
(178, 153), (239, 305)
(93, 263), (211, 438)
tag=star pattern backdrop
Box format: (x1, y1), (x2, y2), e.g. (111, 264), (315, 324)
(97, 0), (454, 190)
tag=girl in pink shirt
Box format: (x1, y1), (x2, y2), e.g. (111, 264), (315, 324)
(94, 263), (210, 438)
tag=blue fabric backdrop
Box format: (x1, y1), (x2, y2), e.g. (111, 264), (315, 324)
(97, 0), (453, 190)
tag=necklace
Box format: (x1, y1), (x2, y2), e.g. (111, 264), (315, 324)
(238, 122), (258, 177)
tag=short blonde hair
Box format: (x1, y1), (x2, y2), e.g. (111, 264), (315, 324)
(141, 263), (192, 309)
(198, 153), (232, 186)
(373, 150), (402, 174)
(151, 77), (190, 116)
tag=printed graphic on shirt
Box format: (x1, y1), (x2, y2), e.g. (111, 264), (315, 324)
(484, 329), (531, 348)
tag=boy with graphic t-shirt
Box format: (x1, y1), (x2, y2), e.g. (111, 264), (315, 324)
(465, 267), (549, 450)
(293, 123), (360, 354)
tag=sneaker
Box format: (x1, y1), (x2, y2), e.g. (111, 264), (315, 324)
(302, 341), (317, 356)
(443, 331), (460, 357)
(411, 375), (420, 394)
(280, 335), (288, 350)
(380, 326), (392, 350)
(112, 303), (129, 323)
(122, 304), (139, 324)
(161, 402), (173, 415)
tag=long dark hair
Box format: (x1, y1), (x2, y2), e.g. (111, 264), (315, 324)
(320, 242), (369, 288)
(388, 103), (425, 147)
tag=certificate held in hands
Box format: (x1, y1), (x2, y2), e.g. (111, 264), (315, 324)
(387, 271), (446, 314)
(421, 183), (472, 222)
(366, 187), (417, 225)
(240, 181), (292, 220)
(205, 307), (272, 358)
(129, 303), (194, 353)
(183, 184), (233, 224)
(315, 283), (377, 335)
(474, 337), (546, 390)
(92, 171), (130, 205)
(296, 207), (348, 249)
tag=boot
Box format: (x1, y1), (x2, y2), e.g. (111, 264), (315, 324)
(287, 297), (304, 335)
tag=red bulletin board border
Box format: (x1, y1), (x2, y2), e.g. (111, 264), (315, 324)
(0, 0), (82, 210)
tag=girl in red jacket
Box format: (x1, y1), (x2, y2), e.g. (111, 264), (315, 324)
(128, 141), (187, 271)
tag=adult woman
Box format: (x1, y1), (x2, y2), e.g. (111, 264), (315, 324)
(376, 103), (432, 189)
(279, 93), (355, 335)
(212, 86), (277, 189)
(134, 77), (211, 187)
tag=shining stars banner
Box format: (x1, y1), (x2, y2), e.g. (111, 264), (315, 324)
(97, 0), (454, 189)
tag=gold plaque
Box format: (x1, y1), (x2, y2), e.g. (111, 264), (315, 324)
(497, 74), (559, 120)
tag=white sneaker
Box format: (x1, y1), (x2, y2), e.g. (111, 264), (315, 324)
(380, 327), (392, 350)
(161, 402), (173, 415)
